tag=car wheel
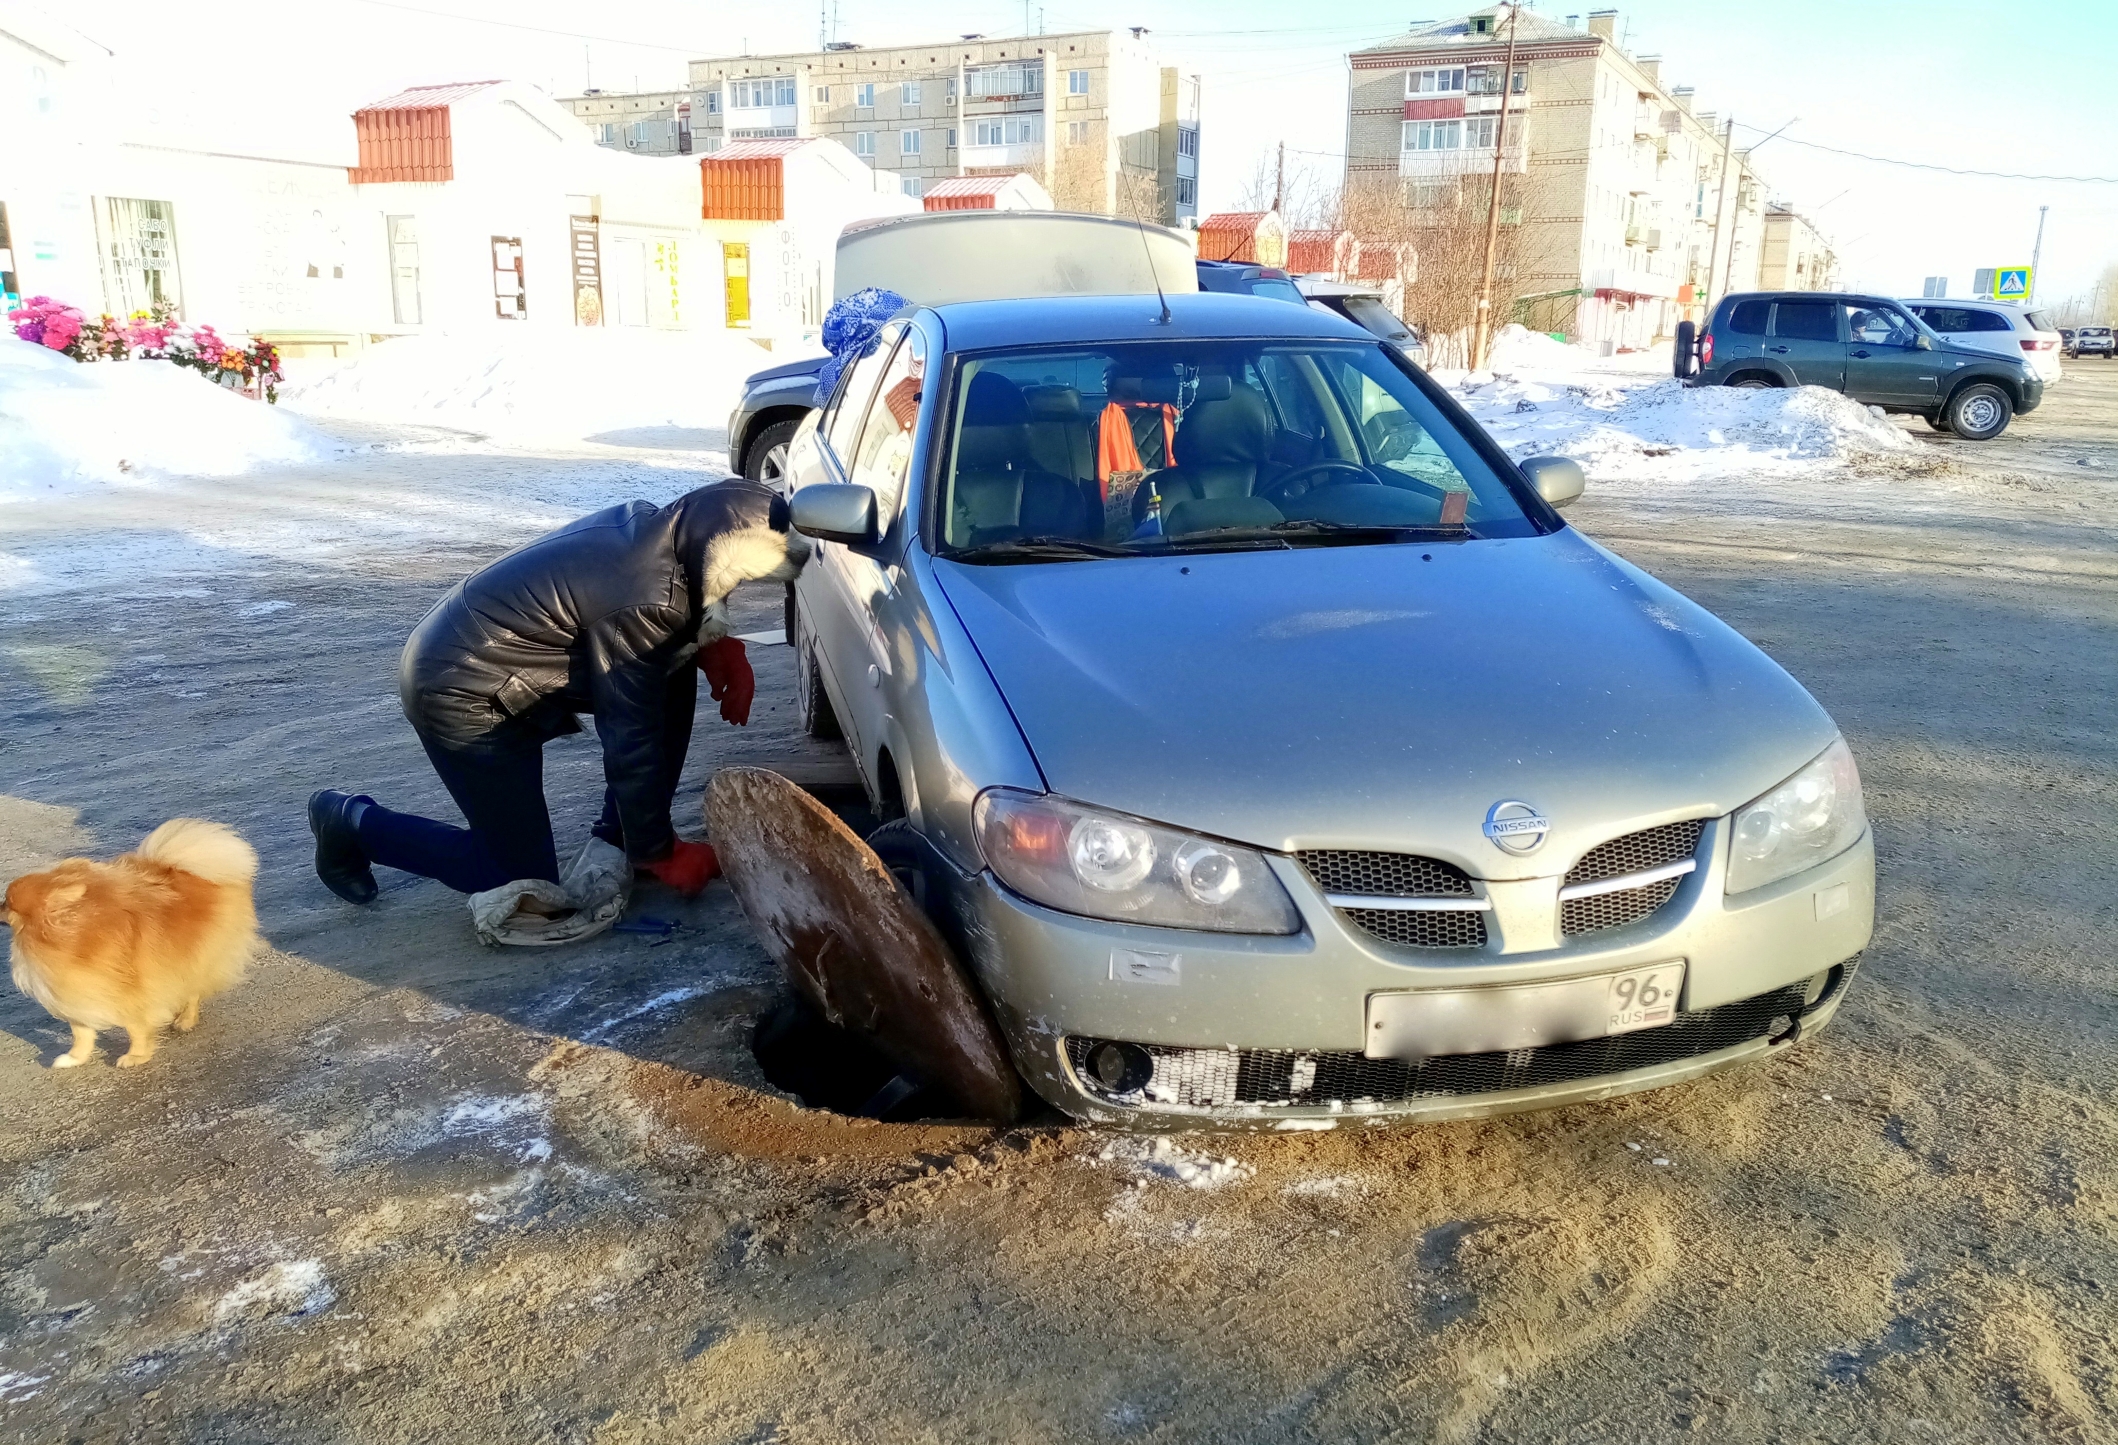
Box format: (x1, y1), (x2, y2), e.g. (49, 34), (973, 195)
(796, 630), (843, 741)
(1946, 382), (2013, 441)
(1728, 376), (1776, 390)
(743, 419), (801, 491)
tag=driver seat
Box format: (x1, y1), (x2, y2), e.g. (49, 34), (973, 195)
(1133, 382), (1276, 523)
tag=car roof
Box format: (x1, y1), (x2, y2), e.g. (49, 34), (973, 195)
(1718, 290), (1904, 308)
(927, 290), (1373, 350)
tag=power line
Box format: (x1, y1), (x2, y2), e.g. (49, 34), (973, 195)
(1731, 123), (2118, 184)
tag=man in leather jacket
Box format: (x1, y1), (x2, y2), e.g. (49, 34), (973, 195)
(306, 479), (804, 908)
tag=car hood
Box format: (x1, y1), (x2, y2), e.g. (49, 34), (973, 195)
(745, 355), (828, 384)
(931, 530), (1837, 879)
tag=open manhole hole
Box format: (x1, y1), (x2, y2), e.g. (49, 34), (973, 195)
(751, 993), (963, 1122)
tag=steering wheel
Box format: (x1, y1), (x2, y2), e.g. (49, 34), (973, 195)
(1259, 460), (1378, 504)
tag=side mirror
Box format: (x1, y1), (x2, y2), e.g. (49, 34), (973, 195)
(1519, 455), (1586, 510)
(1912, 334), (1932, 351)
(789, 483), (878, 545)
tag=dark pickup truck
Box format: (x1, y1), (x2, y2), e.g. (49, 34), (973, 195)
(1676, 290), (2043, 441)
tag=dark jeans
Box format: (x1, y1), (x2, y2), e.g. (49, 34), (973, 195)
(358, 668), (697, 895)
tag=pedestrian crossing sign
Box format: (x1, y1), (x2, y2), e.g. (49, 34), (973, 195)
(1993, 267), (2031, 299)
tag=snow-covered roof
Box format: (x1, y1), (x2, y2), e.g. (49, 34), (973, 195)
(1354, 9), (1586, 54)
(0, 0), (112, 62)
(356, 81), (506, 113)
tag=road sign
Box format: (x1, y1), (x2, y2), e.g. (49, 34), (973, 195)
(1993, 266), (2032, 300)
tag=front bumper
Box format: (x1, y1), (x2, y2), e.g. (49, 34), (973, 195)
(953, 821), (1875, 1129)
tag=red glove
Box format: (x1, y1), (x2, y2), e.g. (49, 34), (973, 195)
(698, 636), (755, 726)
(640, 839), (721, 896)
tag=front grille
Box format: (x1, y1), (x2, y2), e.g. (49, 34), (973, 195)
(1299, 849), (1486, 950)
(1066, 980), (1811, 1110)
(1559, 819), (1707, 938)
(1341, 907), (1487, 950)
(1297, 850), (1474, 897)
(1566, 820), (1706, 887)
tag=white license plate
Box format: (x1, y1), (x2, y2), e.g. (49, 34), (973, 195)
(1365, 960), (1687, 1060)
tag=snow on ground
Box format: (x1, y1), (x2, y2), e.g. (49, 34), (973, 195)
(1440, 324), (1913, 482)
(280, 328), (820, 446)
(0, 336), (338, 500)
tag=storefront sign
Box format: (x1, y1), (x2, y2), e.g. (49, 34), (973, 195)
(569, 215), (602, 325)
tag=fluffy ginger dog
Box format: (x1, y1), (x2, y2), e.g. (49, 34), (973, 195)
(5, 820), (260, 1068)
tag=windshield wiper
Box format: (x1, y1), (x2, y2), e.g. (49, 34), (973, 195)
(1169, 520), (1470, 547)
(948, 535), (1138, 564)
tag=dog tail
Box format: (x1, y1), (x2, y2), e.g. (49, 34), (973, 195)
(137, 819), (260, 886)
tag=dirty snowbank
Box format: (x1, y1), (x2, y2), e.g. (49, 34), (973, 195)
(280, 328), (823, 445)
(0, 336), (338, 499)
(1441, 324), (1913, 481)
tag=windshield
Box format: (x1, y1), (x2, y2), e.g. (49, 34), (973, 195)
(936, 339), (1541, 560)
(1339, 294), (1416, 343)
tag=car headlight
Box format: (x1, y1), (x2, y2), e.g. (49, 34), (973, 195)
(1725, 737), (1867, 894)
(972, 789), (1302, 934)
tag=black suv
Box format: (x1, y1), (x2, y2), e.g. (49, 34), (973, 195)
(1677, 291), (2043, 441)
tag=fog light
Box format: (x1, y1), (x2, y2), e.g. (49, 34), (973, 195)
(1084, 1041), (1154, 1094)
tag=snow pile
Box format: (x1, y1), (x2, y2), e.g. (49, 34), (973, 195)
(0, 336), (337, 498)
(1444, 326), (1914, 481)
(1094, 1137), (1253, 1189)
(280, 328), (822, 445)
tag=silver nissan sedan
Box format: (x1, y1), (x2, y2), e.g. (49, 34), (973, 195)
(780, 291), (1874, 1130)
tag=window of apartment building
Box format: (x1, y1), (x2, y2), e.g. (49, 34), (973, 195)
(900, 128), (921, 155)
(946, 77), (958, 101)
(731, 77), (797, 108)
(966, 61), (1043, 99)
(629, 121), (650, 146)
(1464, 114), (1517, 149)
(904, 177), (924, 197)
(972, 114), (1043, 147)
(1066, 120), (1089, 145)
(855, 131), (875, 156)
(946, 128), (957, 148)
(855, 82), (876, 107)
(705, 91), (719, 113)
(596, 122), (616, 144)
(901, 81), (922, 105)
(1176, 176), (1196, 206)
(1402, 118), (1463, 151)
(387, 215), (420, 326)
(1177, 126), (1198, 158)
(1407, 67), (1466, 96)
(1466, 65), (1528, 95)
(814, 85), (830, 102)
(1067, 69), (1089, 94)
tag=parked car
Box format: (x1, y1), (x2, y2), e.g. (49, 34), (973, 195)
(1901, 298), (2064, 384)
(1192, 259), (1308, 304)
(2072, 325), (2115, 360)
(1296, 277), (1427, 364)
(777, 290), (1874, 1129)
(1676, 291), (2044, 441)
(2059, 327), (2077, 358)
(730, 211), (1201, 485)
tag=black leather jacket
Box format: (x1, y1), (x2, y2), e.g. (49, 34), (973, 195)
(398, 480), (796, 861)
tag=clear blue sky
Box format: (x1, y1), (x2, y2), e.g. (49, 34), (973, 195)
(77, 0), (2118, 305)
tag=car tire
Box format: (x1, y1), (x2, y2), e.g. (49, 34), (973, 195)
(742, 419), (801, 491)
(796, 636), (843, 740)
(1945, 382), (2013, 441)
(1728, 375), (1777, 390)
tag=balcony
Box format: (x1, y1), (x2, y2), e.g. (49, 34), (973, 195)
(1463, 92), (1529, 114)
(961, 141), (1044, 171)
(1624, 224), (1664, 251)
(726, 103), (798, 133)
(1399, 143), (1526, 178)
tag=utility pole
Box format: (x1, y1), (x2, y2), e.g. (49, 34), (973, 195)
(1470, 1), (1522, 369)
(2027, 204), (2048, 305)
(1704, 116), (1735, 312)
(1273, 141), (1285, 215)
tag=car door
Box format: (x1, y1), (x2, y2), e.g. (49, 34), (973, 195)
(1766, 299), (1845, 387)
(819, 329), (926, 782)
(1841, 302), (1938, 408)
(792, 326), (900, 752)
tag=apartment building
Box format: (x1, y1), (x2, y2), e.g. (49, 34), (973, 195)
(564, 29), (1200, 224)
(1344, 7), (1798, 348)
(1757, 203), (1838, 292)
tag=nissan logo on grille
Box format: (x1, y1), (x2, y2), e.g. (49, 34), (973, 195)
(1483, 800), (1550, 855)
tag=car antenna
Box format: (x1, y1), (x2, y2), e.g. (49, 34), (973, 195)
(1124, 185), (1173, 326)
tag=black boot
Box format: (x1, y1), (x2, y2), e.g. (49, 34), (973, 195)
(309, 790), (379, 905)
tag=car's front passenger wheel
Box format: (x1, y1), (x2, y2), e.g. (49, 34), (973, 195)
(1946, 382), (2013, 441)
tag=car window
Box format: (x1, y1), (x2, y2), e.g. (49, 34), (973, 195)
(846, 337), (920, 519)
(1967, 310), (2016, 333)
(823, 327), (900, 462)
(1912, 306), (1972, 333)
(1250, 279), (1307, 305)
(937, 339), (1542, 557)
(2024, 310), (2054, 331)
(1724, 299), (1770, 335)
(1339, 295), (1415, 342)
(1844, 304), (1919, 347)
(1771, 301), (1839, 342)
